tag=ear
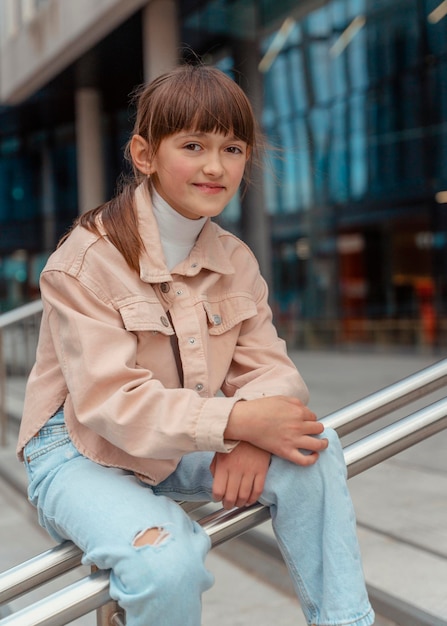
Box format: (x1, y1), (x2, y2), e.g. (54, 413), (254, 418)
(130, 134), (152, 175)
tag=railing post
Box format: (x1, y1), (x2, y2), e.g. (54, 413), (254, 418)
(0, 329), (6, 446)
(96, 602), (125, 626)
(93, 567), (125, 626)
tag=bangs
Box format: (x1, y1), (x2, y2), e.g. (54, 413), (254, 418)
(162, 72), (254, 144)
(139, 65), (256, 149)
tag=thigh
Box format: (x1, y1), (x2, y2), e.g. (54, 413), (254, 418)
(27, 448), (215, 625)
(43, 455), (207, 564)
(24, 421), (208, 570)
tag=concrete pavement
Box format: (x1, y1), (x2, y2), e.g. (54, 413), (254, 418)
(2, 348), (446, 624)
(288, 350), (447, 624)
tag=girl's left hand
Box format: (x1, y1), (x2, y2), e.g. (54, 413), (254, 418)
(210, 442), (271, 510)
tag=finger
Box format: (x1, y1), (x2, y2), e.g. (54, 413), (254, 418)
(298, 435), (329, 452)
(301, 420), (325, 435)
(304, 410), (318, 421)
(209, 456), (216, 477)
(212, 470), (228, 503)
(289, 450), (321, 466)
(246, 472), (266, 506)
(225, 471), (258, 509)
(221, 473), (242, 510)
(234, 474), (257, 508)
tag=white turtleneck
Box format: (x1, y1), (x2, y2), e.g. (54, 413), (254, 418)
(151, 188), (207, 272)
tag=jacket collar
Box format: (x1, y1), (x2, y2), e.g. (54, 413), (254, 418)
(135, 183), (235, 283)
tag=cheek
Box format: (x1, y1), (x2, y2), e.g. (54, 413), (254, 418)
(161, 161), (195, 182)
(232, 162), (247, 185)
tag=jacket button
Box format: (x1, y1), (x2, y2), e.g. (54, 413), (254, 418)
(160, 282), (170, 293)
(195, 383), (204, 392)
(212, 314), (222, 326)
(160, 316), (170, 327)
(189, 337), (196, 344)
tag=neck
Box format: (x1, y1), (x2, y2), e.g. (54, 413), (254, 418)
(151, 188), (207, 271)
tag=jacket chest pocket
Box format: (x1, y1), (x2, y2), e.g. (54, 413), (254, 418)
(203, 293), (258, 335)
(118, 300), (175, 335)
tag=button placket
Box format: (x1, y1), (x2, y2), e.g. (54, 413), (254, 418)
(170, 288), (208, 395)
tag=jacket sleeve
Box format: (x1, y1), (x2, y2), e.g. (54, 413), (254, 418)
(222, 271), (309, 405)
(40, 270), (239, 459)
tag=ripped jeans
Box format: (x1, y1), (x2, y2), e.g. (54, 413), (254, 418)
(23, 409), (374, 626)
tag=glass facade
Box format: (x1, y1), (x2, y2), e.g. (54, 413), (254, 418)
(257, 0), (447, 349)
(0, 0), (446, 350)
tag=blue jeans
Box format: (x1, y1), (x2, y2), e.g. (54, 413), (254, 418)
(24, 410), (374, 626)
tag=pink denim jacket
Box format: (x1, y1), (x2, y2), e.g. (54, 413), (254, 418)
(17, 184), (308, 485)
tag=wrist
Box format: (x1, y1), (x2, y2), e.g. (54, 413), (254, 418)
(225, 400), (252, 441)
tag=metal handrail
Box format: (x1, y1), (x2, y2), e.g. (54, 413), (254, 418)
(343, 395), (447, 477)
(0, 344), (446, 623)
(0, 300), (43, 445)
(0, 301), (43, 330)
(0, 543), (82, 606)
(0, 389), (446, 625)
(0, 571), (111, 626)
(321, 357), (447, 436)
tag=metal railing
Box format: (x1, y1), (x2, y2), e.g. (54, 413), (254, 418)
(0, 357), (446, 625)
(1, 303), (446, 624)
(0, 300), (43, 445)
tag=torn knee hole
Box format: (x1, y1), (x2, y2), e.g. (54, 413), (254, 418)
(133, 527), (170, 547)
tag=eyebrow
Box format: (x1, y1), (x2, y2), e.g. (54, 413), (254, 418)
(178, 131), (244, 142)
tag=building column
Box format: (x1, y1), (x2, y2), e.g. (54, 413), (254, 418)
(75, 87), (106, 214)
(142, 0), (179, 82)
(232, 37), (273, 289)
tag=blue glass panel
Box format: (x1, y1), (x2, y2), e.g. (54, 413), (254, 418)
(349, 93), (367, 198)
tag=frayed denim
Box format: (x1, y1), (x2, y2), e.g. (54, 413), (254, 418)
(24, 410), (374, 626)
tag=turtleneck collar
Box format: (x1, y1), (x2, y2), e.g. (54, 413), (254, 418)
(151, 187), (207, 271)
(132, 183), (235, 283)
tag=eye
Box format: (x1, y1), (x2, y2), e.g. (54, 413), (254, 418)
(225, 145), (244, 155)
(184, 142), (202, 151)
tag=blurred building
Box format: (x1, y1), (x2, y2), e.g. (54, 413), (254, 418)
(0, 0), (446, 350)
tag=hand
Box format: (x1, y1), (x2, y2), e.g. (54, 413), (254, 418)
(225, 396), (328, 466)
(210, 442), (271, 510)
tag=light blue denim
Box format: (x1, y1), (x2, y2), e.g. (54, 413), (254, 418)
(23, 409), (374, 626)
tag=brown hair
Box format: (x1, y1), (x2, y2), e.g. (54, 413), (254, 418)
(63, 64), (262, 273)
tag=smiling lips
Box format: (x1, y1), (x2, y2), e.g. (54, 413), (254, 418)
(193, 182), (225, 193)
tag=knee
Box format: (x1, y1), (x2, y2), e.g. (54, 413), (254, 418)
(323, 425), (342, 448)
(132, 526), (170, 548)
(108, 524), (213, 625)
(263, 428), (346, 501)
(113, 521), (212, 600)
(317, 426), (347, 475)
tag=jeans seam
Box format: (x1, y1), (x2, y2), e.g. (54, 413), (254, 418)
(272, 530), (317, 623)
(26, 436), (71, 462)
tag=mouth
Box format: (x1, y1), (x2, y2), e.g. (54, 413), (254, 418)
(193, 183), (226, 192)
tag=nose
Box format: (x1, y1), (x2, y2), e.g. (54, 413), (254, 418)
(202, 150), (224, 177)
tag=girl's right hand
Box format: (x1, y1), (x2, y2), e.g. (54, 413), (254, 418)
(225, 396), (328, 466)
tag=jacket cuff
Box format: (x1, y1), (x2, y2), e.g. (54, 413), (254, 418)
(195, 396), (241, 452)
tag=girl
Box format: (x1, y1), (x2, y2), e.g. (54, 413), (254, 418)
(18, 64), (374, 626)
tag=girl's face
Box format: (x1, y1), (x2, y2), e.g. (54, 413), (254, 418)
(148, 130), (249, 220)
